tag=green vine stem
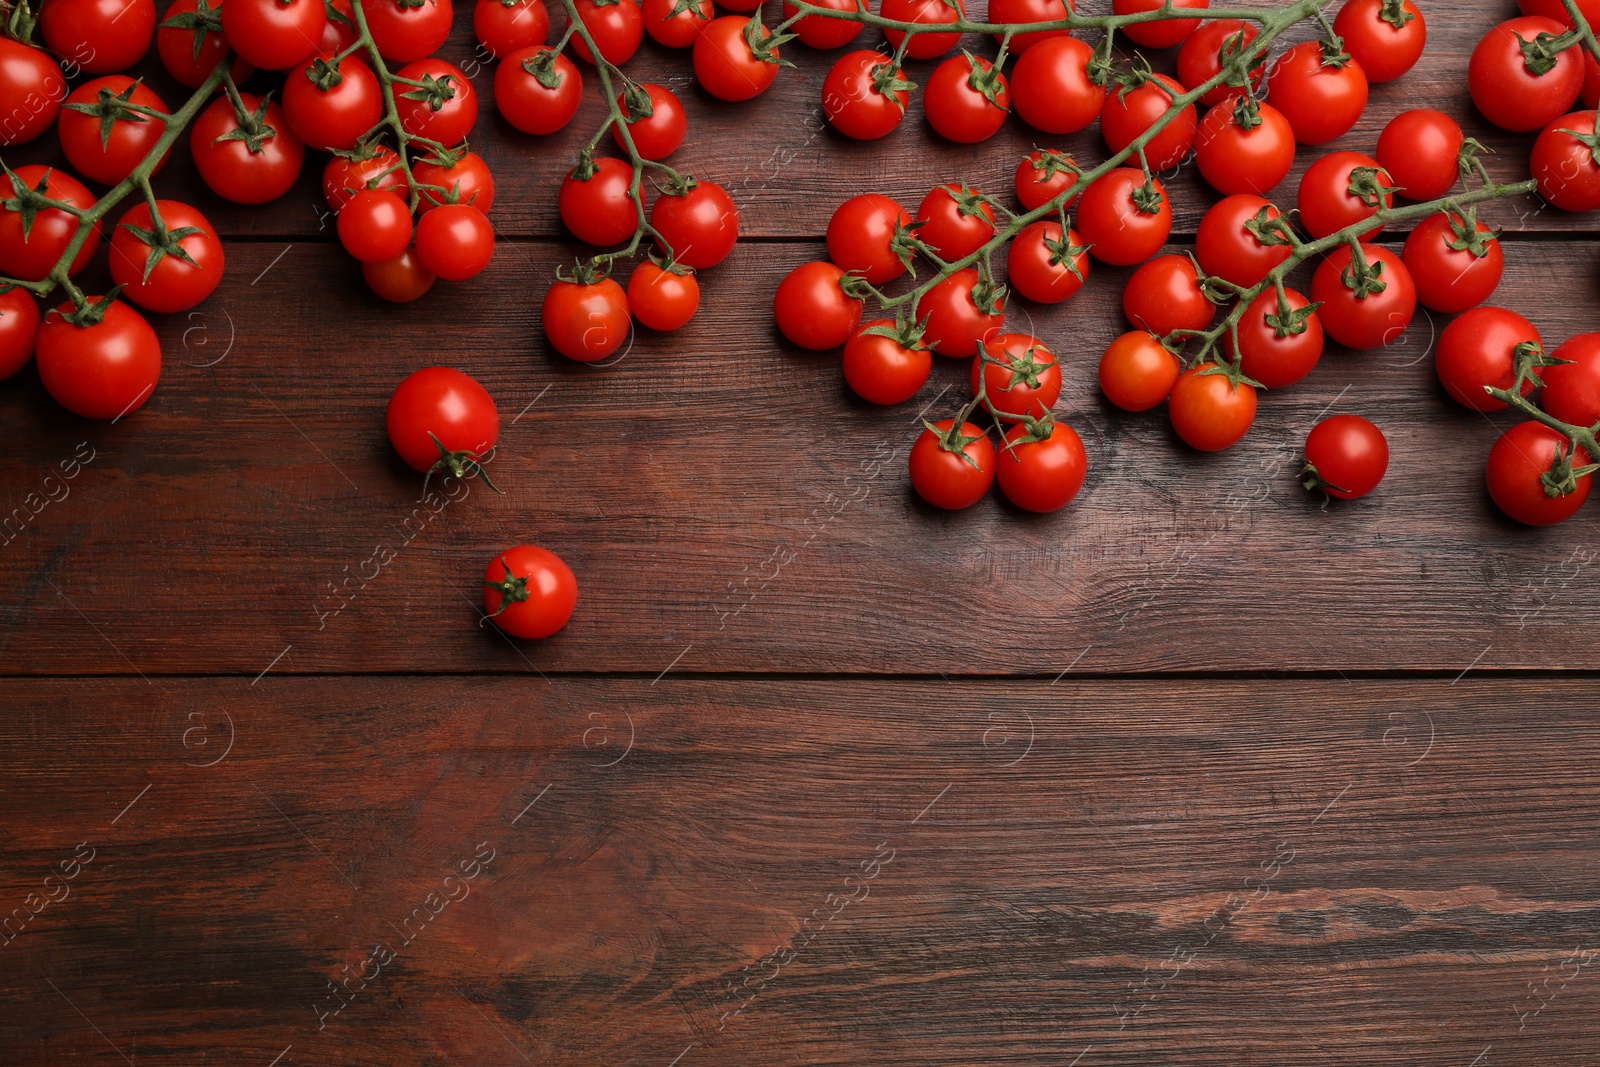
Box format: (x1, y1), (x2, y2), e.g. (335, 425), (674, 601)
(1560, 0), (1600, 66)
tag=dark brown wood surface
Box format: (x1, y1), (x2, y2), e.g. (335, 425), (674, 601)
(4, 0), (1600, 1062)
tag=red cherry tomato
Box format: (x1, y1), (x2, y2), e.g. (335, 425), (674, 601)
(0, 288), (41, 381)
(190, 93), (305, 204)
(822, 50), (911, 139)
(415, 205), (495, 281)
(386, 366), (499, 476)
(41, 0), (156, 75)
(614, 84), (686, 161)
(1304, 414), (1388, 500)
(324, 148), (407, 213)
(1194, 95), (1295, 195)
(1226, 286), (1324, 389)
(1267, 39), (1369, 145)
(842, 319), (931, 404)
(36, 299), (161, 420)
(363, 0), (453, 62)
(1076, 169), (1172, 266)
(916, 183), (996, 262)
(1433, 306), (1539, 412)
(571, 0), (642, 64)
(1011, 35), (1105, 134)
(989, 0), (1070, 51)
(1333, 0), (1424, 83)
(1195, 193), (1291, 288)
(395, 59), (478, 146)
(1310, 243), (1416, 351)
(282, 54), (383, 153)
(774, 261), (863, 350)
(694, 16), (779, 101)
(651, 179), (738, 270)
(543, 275), (630, 362)
(628, 260), (699, 331)
(1007, 220), (1089, 305)
(909, 419), (993, 510)
(1297, 151), (1395, 240)
(1376, 109), (1462, 202)
(482, 545), (577, 639)
(1469, 16), (1582, 132)
(1098, 330), (1180, 411)
(1531, 109), (1600, 212)
(221, 0), (324, 69)
(496, 47), (582, 135)
(1112, 0), (1208, 48)
(59, 77), (170, 187)
(971, 332), (1060, 420)
(642, 0), (711, 45)
(827, 194), (913, 285)
(1585, 48), (1600, 107)
(1013, 149), (1080, 211)
(1102, 73), (1196, 172)
(1168, 364), (1257, 451)
(0, 39), (66, 146)
(560, 156), (638, 247)
(1541, 332), (1600, 426)
(414, 151), (494, 214)
(784, 0), (864, 48)
(1402, 210), (1503, 314)
(364, 249), (436, 302)
(0, 165), (100, 281)
(1486, 422), (1591, 526)
(1124, 254), (1213, 336)
(159, 0), (254, 89)
(881, 0), (963, 59)
(475, 0), (550, 58)
(318, 0), (359, 52)
(1178, 19), (1263, 106)
(996, 419), (1087, 513)
(925, 54), (1011, 144)
(338, 189), (413, 264)
(108, 200), (224, 314)
(915, 268), (1006, 358)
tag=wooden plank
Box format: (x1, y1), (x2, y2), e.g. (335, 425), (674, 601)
(1, 676), (1596, 1064)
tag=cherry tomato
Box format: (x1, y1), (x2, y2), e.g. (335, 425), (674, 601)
(475, 0), (549, 58)
(319, 0), (358, 51)
(1532, 109), (1600, 212)
(543, 274), (630, 361)
(1311, 242), (1415, 351)
(0, 288), (41, 381)
(160, 0), (255, 88)
(1333, 0), (1424, 83)
(1076, 169), (1171, 267)
(283, 55), (383, 153)
(415, 204), (494, 281)
(1585, 48), (1600, 107)
(560, 156), (638, 247)
(916, 183), (996, 262)
(1169, 364), (1256, 451)
(1112, 0), (1207, 48)
(1434, 306), (1539, 412)
(1267, 39), (1369, 145)
(1402, 210), (1503, 314)
(926, 54), (1010, 144)
(1486, 422), (1591, 526)
(1304, 414), (1388, 500)
(108, 201), (224, 314)
(0, 39), (65, 146)
(628, 260), (699, 331)
(1296, 151), (1395, 240)
(482, 545), (577, 639)
(1123, 254), (1213, 336)
(915, 268), (1005, 358)
(784, 0), (864, 48)
(651, 179), (738, 269)
(190, 93), (305, 204)
(1540, 332), (1600, 426)
(36, 299), (160, 420)
(496, 47), (583, 135)
(822, 50), (911, 139)
(842, 319), (930, 404)
(613, 84), (685, 161)
(41, 0), (156, 75)
(1007, 220), (1089, 305)
(774, 261), (863, 350)
(386, 366), (498, 480)
(971, 332), (1060, 420)
(414, 150), (494, 214)
(1195, 193), (1291, 288)
(694, 16), (779, 101)
(363, 0), (453, 62)
(643, 0), (711, 46)
(324, 148), (407, 212)
(1098, 330), (1180, 411)
(0, 165), (100, 281)
(395, 60), (477, 146)
(222, 0), (324, 69)
(1226, 286), (1324, 389)
(881, 0), (963, 59)
(827, 194), (912, 284)
(1102, 73), (1195, 172)
(337, 189), (413, 264)
(989, 0), (1070, 51)
(909, 419), (993, 509)
(1011, 35), (1105, 134)
(59, 77), (170, 187)
(996, 419), (1087, 512)
(1194, 95), (1295, 195)
(1013, 149), (1079, 211)
(1520, 0), (1600, 25)
(364, 249), (436, 302)
(1376, 109), (1462, 202)
(1469, 16), (1582, 132)
(571, 0), (642, 63)
(1178, 19), (1263, 106)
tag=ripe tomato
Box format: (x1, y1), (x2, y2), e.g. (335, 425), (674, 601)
(1311, 242), (1415, 351)
(1227, 286), (1323, 389)
(386, 366), (498, 483)
(324, 148), (407, 212)
(41, 0), (156, 75)
(0, 39), (65, 146)
(651, 179), (738, 269)
(989, 0), (1070, 51)
(364, 0), (453, 62)
(1194, 95), (1294, 195)
(483, 545), (577, 639)
(283, 55), (383, 153)
(1303, 414), (1388, 500)
(1195, 193), (1291, 287)
(1469, 16), (1582, 132)
(36, 299), (160, 420)
(190, 93), (305, 204)
(1520, 0), (1600, 26)
(543, 274), (630, 361)
(1178, 19), (1263, 106)
(916, 184), (996, 262)
(415, 205), (495, 281)
(881, 0), (963, 59)
(822, 50), (911, 139)
(364, 249), (436, 302)
(222, 0), (323, 69)
(971, 333), (1060, 420)
(1011, 35), (1105, 134)
(108, 201), (224, 314)
(615, 83), (685, 161)
(560, 156), (638, 247)
(1101, 73), (1195, 172)
(1124, 254), (1213, 336)
(0, 166), (100, 281)
(1586, 49), (1600, 107)
(784, 0), (864, 48)
(997, 419), (1087, 512)
(395, 60), (477, 146)
(496, 47), (582, 135)
(1333, 0), (1424, 83)
(1076, 169), (1171, 266)
(1402, 210), (1503, 314)
(159, 0), (254, 88)
(843, 319), (930, 404)
(628, 259), (699, 331)
(643, 0), (710, 46)
(1112, 0), (1207, 48)
(1540, 333), (1600, 425)
(337, 189), (413, 264)
(1296, 151), (1395, 240)
(1433, 306), (1539, 412)
(318, 0), (358, 51)
(1013, 149), (1079, 211)
(1098, 330), (1179, 411)
(694, 16), (779, 101)
(915, 268), (1006, 357)
(414, 150), (494, 214)
(1169, 364), (1256, 451)
(774, 261), (863, 350)
(59, 77), (170, 187)
(571, 0), (642, 63)
(909, 419), (994, 510)
(1007, 221), (1089, 304)
(926, 54), (1010, 144)
(827, 194), (913, 284)
(475, 0), (550, 58)
(1376, 109), (1462, 202)
(1266, 40), (1369, 145)
(0, 288), (41, 381)
(1486, 422), (1591, 525)
(1531, 109), (1600, 211)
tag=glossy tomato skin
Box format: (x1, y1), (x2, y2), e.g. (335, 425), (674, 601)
(643, 0), (711, 46)
(1403, 212), (1503, 314)
(1540, 333), (1600, 425)
(571, 0), (642, 64)
(560, 157), (638, 247)
(1179, 19), (1263, 106)
(1169, 365), (1256, 451)
(1267, 40), (1369, 144)
(1434, 306), (1539, 412)
(0, 166), (100, 281)
(59, 78), (170, 186)
(159, 0), (254, 89)
(1076, 169), (1171, 267)
(0, 289), (41, 381)
(827, 194), (912, 284)
(496, 47), (582, 135)
(483, 545), (577, 639)
(614, 84), (686, 161)
(36, 300), (161, 420)
(1469, 16), (1582, 132)
(1102, 73), (1196, 172)
(109, 201), (224, 314)
(822, 51), (910, 139)
(1297, 151), (1394, 240)
(996, 421), (1087, 513)
(41, 0), (156, 74)
(190, 94), (305, 204)
(543, 277), (630, 361)
(1304, 414), (1388, 499)
(1311, 243), (1416, 351)
(1098, 330), (1180, 411)
(395, 60), (477, 146)
(1227, 286), (1324, 389)
(784, 0), (864, 48)
(1123, 254), (1213, 336)
(774, 261), (863, 350)
(1007, 221), (1089, 305)
(915, 269), (1005, 358)
(1377, 109), (1462, 201)
(1112, 0), (1207, 48)
(414, 151), (493, 214)
(338, 189), (413, 264)
(1195, 194), (1291, 287)
(1194, 96), (1295, 195)
(916, 184), (996, 261)
(926, 55), (1010, 144)
(283, 55), (383, 152)
(651, 179), (738, 269)
(842, 319), (930, 404)
(909, 419), (994, 510)
(989, 0), (1070, 52)
(1013, 150), (1079, 211)
(1333, 0), (1424, 83)
(222, 0), (324, 69)
(0, 39), (66, 146)
(364, 0), (453, 62)
(386, 366), (498, 472)
(1520, 0), (1600, 26)
(1532, 109), (1600, 211)
(1585, 48), (1600, 107)
(627, 261), (699, 331)
(1012, 36), (1105, 134)
(364, 249), (436, 302)
(324, 148), (407, 212)
(882, 0), (963, 59)
(1486, 422), (1591, 525)
(695, 16), (778, 101)
(415, 205), (494, 281)
(970, 333), (1060, 420)
(475, 0), (550, 58)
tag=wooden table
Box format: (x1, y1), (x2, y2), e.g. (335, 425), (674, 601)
(5, 3), (1600, 1063)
